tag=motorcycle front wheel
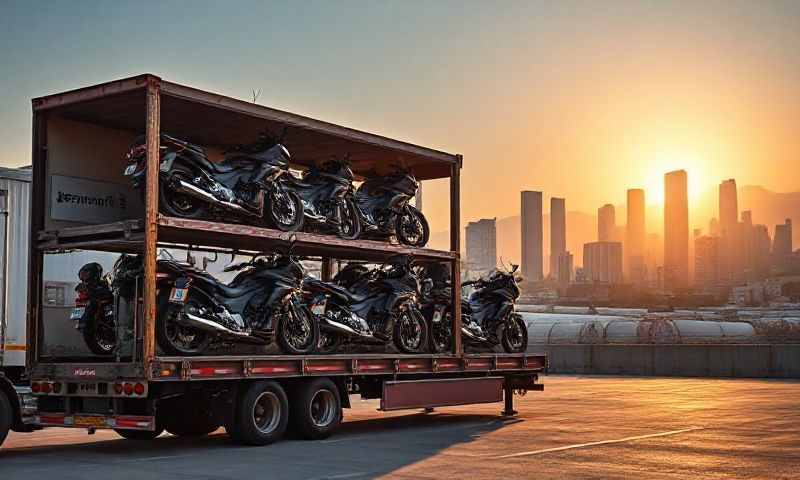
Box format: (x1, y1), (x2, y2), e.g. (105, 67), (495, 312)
(337, 198), (362, 240)
(394, 307), (429, 354)
(395, 206), (430, 247)
(277, 306), (319, 355)
(430, 309), (453, 354)
(159, 164), (208, 219)
(83, 305), (116, 356)
(499, 315), (528, 353)
(268, 189), (304, 232)
(156, 292), (213, 356)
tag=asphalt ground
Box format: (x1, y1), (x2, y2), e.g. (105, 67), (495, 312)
(2, 375), (798, 479)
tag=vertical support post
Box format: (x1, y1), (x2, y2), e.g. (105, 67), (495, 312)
(27, 110), (47, 369)
(321, 257), (334, 281)
(450, 158), (462, 356)
(142, 77), (161, 374)
(502, 382), (517, 416)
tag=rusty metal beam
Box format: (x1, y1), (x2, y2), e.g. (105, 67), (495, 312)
(450, 160), (463, 356)
(31, 74), (152, 111)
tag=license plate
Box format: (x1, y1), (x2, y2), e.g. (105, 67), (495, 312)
(70, 307), (86, 320)
(124, 163), (138, 176)
(169, 287), (188, 303)
(74, 415), (107, 428)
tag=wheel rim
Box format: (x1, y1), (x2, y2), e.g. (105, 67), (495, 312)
(95, 317), (116, 353)
(399, 311), (423, 351)
(167, 171), (202, 214)
(165, 301), (207, 353)
(283, 309), (313, 351)
(507, 319), (525, 350)
(271, 191), (298, 227)
(252, 391), (281, 434)
(309, 389), (337, 428)
(398, 212), (424, 245)
(339, 202), (357, 237)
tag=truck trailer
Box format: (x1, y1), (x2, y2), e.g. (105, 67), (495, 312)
(2, 75), (545, 448)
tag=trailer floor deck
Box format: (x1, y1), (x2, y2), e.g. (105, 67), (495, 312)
(3, 375), (798, 479)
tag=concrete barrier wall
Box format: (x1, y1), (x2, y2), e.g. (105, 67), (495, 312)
(529, 344), (800, 378)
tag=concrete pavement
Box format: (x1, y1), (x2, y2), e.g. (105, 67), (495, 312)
(1, 375), (798, 479)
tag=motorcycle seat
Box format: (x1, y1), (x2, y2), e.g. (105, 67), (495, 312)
(306, 278), (368, 303)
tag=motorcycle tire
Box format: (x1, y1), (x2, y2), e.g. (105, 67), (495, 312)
(83, 307), (116, 356)
(156, 292), (213, 356)
(430, 309), (453, 354)
(276, 306), (319, 355)
(394, 307), (429, 354)
(159, 163), (208, 219)
(268, 189), (304, 232)
(395, 206), (430, 248)
(336, 198), (362, 240)
(500, 315), (528, 353)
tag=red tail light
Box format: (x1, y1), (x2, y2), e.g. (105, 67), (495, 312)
(75, 289), (90, 307)
(31, 382), (41, 393)
(41, 383), (52, 394)
(133, 383), (145, 395)
(123, 383), (134, 395)
(114, 383), (124, 395)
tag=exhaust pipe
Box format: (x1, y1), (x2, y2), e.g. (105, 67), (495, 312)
(320, 318), (372, 339)
(171, 179), (259, 217)
(182, 312), (267, 344)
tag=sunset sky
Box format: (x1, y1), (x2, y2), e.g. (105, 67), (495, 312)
(2, 0), (799, 235)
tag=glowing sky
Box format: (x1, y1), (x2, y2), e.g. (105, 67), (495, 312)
(2, 0), (799, 234)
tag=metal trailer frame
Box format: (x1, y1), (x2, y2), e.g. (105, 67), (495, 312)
(25, 74), (545, 433)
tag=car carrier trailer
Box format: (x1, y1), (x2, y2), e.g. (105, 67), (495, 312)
(10, 74), (545, 447)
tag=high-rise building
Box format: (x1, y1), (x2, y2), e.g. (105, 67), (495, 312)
(583, 241), (623, 284)
(521, 191), (543, 281)
(709, 217), (720, 237)
(597, 204), (615, 242)
(719, 179), (740, 282)
(556, 251), (574, 285)
(753, 224), (771, 279)
(740, 210), (754, 279)
(465, 218), (497, 275)
(694, 235), (720, 290)
(773, 219), (793, 255)
(550, 197), (566, 278)
(664, 170), (689, 290)
(626, 189), (646, 284)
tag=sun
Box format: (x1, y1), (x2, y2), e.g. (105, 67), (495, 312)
(643, 150), (707, 205)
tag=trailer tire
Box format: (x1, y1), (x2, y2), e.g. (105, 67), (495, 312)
(227, 381), (288, 446)
(0, 390), (11, 448)
(290, 378), (342, 440)
(114, 426), (164, 440)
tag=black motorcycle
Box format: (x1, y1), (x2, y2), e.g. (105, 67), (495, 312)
(417, 262), (455, 353)
(155, 243), (318, 356)
(124, 133), (304, 231)
(304, 256), (428, 354)
(354, 169), (429, 247)
(460, 265), (528, 353)
(71, 255), (144, 356)
(286, 158), (361, 239)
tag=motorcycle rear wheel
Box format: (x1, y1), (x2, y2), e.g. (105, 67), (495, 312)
(395, 206), (430, 247)
(83, 307), (117, 356)
(268, 189), (304, 232)
(156, 292), (213, 356)
(159, 163), (208, 219)
(500, 315), (528, 353)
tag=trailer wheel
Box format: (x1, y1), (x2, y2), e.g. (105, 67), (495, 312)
(114, 427), (164, 440)
(227, 381), (289, 446)
(290, 378), (342, 440)
(0, 390), (11, 448)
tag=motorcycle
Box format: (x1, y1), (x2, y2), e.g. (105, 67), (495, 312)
(155, 241), (318, 356)
(285, 158), (361, 239)
(71, 255), (144, 356)
(304, 256), (428, 354)
(123, 133), (304, 231)
(354, 169), (429, 247)
(460, 264), (528, 353)
(416, 262), (454, 353)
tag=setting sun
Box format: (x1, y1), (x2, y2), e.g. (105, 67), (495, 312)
(643, 150), (708, 205)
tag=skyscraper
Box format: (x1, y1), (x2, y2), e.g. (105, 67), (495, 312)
(694, 235), (720, 291)
(583, 242), (623, 284)
(521, 191), (543, 281)
(626, 189), (646, 283)
(664, 170), (689, 290)
(465, 218), (497, 275)
(597, 204), (615, 242)
(773, 219), (793, 255)
(550, 197), (566, 278)
(556, 251), (574, 285)
(719, 179), (739, 282)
